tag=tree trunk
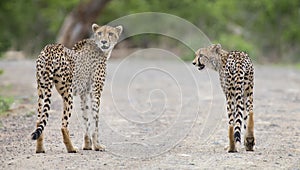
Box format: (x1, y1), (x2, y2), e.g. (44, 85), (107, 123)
(57, 0), (111, 48)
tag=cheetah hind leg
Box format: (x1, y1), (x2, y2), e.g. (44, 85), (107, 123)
(35, 123), (45, 153)
(92, 132), (106, 151)
(228, 125), (237, 152)
(83, 134), (92, 150)
(244, 111), (255, 151)
(61, 128), (78, 153)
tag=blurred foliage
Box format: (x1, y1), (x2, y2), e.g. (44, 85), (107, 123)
(0, 0), (79, 55)
(0, 0), (299, 62)
(0, 96), (13, 114)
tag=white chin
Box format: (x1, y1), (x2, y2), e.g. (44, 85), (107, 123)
(100, 47), (110, 51)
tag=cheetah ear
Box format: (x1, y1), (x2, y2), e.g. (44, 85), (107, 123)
(213, 43), (222, 54)
(115, 25), (123, 36)
(92, 23), (100, 32)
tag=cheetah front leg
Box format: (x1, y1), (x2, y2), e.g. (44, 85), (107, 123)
(91, 93), (105, 151)
(80, 93), (92, 150)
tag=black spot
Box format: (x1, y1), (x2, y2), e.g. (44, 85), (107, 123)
(236, 95), (242, 100)
(237, 112), (243, 118)
(234, 126), (241, 132)
(237, 105), (244, 111)
(236, 119), (242, 126)
(31, 128), (42, 140)
(44, 104), (50, 110)
(42, 119), (47, 126)
(234, 132), (241, 142)
(64, 116), (68, 120)
(39, 124), (44, 131)
(44, 98), (51, 104)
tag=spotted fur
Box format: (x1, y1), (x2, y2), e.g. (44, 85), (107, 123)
(193, 44), (255, 152)
(31, 24), (123, 153)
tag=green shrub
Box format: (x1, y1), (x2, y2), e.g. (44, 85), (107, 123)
(218, 34), (259, 62)
(0, 96), (13, 114)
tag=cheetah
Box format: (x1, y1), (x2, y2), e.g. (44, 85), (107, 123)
(31, 24), (123, 153)
(193, 44), (255, 152)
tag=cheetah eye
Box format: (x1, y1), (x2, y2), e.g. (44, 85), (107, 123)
(199, 54), (204, 58)
(108, 32), (114, 36)
(97, 32), (102, 36)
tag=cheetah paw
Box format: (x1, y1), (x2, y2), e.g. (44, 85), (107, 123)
(94, 144), (106, 151)
(67, 147), (79, 153)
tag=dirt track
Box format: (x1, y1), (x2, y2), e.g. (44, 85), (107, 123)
(0, 57), (300, 169)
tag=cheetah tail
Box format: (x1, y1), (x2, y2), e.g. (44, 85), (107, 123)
(31, 85), (50, 140)
(31, 118), (46, 140)
(31, 126), (43, 140)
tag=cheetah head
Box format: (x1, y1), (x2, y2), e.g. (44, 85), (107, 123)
(92, 24), (123, 53)
(193, 44), (222, 71)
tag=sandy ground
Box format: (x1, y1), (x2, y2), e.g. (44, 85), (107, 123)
(0, 57), (300, 170)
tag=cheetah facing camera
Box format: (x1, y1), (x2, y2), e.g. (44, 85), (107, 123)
(193, 44), (255, 152)
(31, 24), (123, 153)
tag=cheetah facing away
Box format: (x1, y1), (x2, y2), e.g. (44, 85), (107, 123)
(193, 44), (255, 152)
(31, 24), (123, 153)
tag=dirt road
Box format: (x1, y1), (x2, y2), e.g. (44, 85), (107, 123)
(0, 57), (300, 169)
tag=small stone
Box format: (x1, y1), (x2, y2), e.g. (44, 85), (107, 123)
(178, 154), (191, 157)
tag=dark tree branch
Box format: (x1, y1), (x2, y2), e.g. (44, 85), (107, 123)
(57, 0), (111, 48)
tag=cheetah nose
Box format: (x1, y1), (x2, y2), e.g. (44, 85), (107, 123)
(101, 40), (107, 44)
(192, 61), (196, 65)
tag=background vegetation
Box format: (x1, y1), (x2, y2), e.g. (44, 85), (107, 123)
(0, 0), (299, 63)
